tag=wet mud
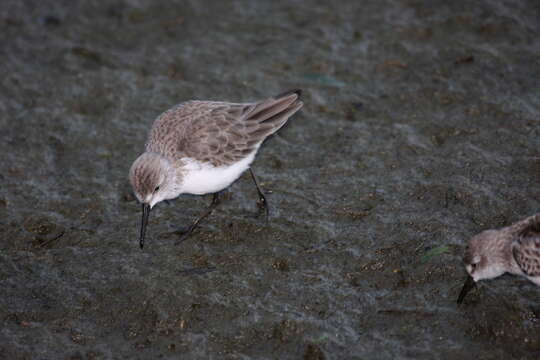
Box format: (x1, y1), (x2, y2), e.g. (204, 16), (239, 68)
(1, 0), (539, 359)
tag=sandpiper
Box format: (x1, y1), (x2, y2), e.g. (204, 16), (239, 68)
(457, 213), (540, 304)
(129, 90), (303, 249)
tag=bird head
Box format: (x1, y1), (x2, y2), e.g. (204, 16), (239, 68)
(129, 152), (177, 248)
(457, 229), (506, 304)
(463, 230), (507, 282)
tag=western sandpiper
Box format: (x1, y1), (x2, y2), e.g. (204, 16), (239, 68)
(457, 213), (540, 304)
(129, 90), (303, 248)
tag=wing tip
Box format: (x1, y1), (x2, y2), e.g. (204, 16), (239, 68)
(274, 88), (302, 100)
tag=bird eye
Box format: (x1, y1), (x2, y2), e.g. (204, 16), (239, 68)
(470, 263), (477, 271)
(154, 186), (160, 192)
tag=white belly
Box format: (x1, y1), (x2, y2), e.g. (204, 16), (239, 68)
(180, 152), (256, 195)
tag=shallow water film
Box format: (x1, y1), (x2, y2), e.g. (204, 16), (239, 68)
(1, 0), (539, 359)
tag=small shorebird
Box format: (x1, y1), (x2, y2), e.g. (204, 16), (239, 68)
(457, 213), (540, 304)
(129, 90), (303, 249)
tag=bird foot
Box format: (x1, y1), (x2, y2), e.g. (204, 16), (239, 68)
(256, 197), (269, 223)
(174, 225), (197, 245)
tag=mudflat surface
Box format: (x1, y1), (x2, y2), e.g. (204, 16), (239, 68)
(1, 0), (539, 359)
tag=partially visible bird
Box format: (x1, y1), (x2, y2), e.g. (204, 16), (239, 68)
(457, 213), (540, 304)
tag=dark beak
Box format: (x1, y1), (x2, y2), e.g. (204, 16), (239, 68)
(140, 203), (151, 249)
(457, 275), (476, 304)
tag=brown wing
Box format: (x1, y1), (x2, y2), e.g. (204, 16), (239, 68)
(179, 90), (303, 166)
(145, 101), (204, 158)
(512, 215), (540, 277)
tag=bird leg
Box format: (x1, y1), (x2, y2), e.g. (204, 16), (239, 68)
(249, 168), (269, 220)
(176, 192), (221, 245)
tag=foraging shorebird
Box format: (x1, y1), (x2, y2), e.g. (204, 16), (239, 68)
(457, 213), (540, 303)
(129, 90), (303, 248)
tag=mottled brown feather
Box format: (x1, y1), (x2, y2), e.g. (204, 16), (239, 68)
(517, 214), (540, 238)
(145, 90), (303, 167)
(513, 215), (540, 277)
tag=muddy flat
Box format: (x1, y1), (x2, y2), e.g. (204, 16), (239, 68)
(0, 1), (539, 359)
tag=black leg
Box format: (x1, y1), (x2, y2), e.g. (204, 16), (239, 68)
(176, 192), (221, 245)
(249, 168), (269, 220)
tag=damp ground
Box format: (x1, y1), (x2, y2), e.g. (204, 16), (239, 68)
(0, 0), (539, 359)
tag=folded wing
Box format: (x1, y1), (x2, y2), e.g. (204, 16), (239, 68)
(512, 215), (540, 278)
(181, 90), (303, 166)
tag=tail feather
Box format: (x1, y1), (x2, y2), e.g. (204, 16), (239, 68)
(273, 89), (302, 99)
(247, 98), (303, 138)
(250, 97), (297, 123)
(245, 89), (302, 124)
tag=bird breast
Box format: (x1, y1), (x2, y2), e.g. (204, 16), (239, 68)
(179, 152), (256, 195)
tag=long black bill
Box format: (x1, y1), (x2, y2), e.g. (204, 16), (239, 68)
(457, 275), (476, 304)
(140, 203), (151, 249)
